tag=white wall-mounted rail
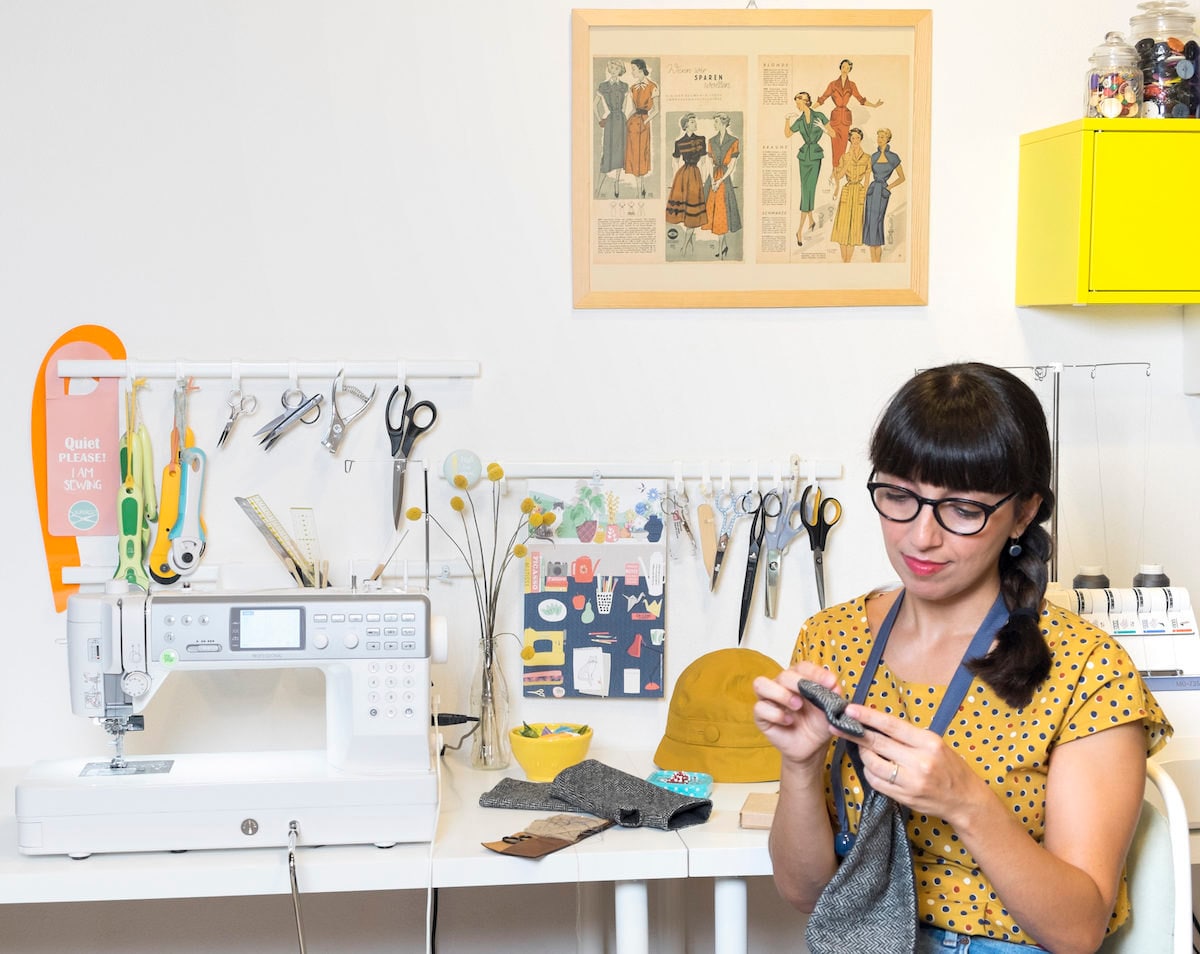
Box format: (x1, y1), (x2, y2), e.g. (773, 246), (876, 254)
(56, 359), (480, 380)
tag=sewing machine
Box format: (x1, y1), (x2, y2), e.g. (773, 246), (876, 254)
(15, 586), (446, 858)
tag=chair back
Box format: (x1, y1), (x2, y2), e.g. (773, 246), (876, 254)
(1098, 760), (1191, 954)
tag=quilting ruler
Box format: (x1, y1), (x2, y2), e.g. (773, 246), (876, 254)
(235, 494), (315, 587)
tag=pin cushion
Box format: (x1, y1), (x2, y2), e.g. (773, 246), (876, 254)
(645, 769), (714, 798)
(509, 723), (593, 782)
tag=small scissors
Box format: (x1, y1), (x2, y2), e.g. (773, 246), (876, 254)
(738, 490), (781, 643)
(800, 484), (843, 609)
(660, 490), (697, 556)
(762, 485), (807, 618)
(711, 490), (741, 590)
(217, 388), (258, 448)
(386, 384), (438, 528)
(254, 387), (324, 451)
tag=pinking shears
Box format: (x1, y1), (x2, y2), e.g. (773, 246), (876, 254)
(762, 485), (807, 618)
(800, 483), (842, 609)
(386, 384), (437, 528)
(737, 490), (780, 643)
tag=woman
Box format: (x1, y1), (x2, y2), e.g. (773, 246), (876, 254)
(864, 128), (906, 263)
(829, 127), (870, 263)
(704, 113), (742, 259)
(665, 113), (707, 255)
(624, 58), (658, 199)
(816, 58), (883, 169)
(593, 59), (628, 198)
(784, 92), (827, 245)
(754, 363), (1170, 954)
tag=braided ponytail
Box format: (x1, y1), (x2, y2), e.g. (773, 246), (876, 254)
(967, 515), (1054, 708)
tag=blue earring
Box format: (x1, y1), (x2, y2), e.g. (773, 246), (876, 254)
(1008, 539), (1023, 558)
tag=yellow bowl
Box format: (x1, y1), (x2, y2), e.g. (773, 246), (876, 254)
(509, 723), (593, 782)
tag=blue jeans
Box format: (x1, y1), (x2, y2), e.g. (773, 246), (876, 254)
(917, 925), (1046, 953)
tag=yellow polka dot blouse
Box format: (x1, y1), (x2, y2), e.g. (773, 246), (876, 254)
(790, 593), (1172, 945)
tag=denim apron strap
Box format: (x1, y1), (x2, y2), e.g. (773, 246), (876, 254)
(832, 591), (1010, 856)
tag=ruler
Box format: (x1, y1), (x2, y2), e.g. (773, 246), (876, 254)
(235, 495), (314, 587)
(291, 507), (323, 588)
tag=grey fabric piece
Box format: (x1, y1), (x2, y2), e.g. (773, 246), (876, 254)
(478, 759), (713, 830)
(797, 678), (865, 736)
(805, 785), (918, 954)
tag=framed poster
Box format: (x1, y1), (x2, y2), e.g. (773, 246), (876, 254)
(571, 9), (932, 308)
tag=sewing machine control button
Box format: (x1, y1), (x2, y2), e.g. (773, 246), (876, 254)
(313, 613), (328, 623)
(367, 641), (381, 651)
(367, 692), (379, 704)
(163, 615), (176, 625)
(350, 613), (363, 622)
(332, 613), (346, 623)
(369, 707), (379, 718)
(160, 649), (179, 665)
(367, 613), (381, 622)
(386, 707), (397, 719)
(368, 675), (380, 688)
(403, 707), (414, 719)
(121, 670), (152, 697)
(384, 613), (399, 622)
(385, 662), (397, 672)
(312, 632), (329, 650)
(343, 632), (359, 649)
(402, 613), (416, 622)
(186, 644), (221, 653)
(401, 640), (416, 652)
(402, 627), (416, 636)
(385, 641), (399, 651)
(199, 614), (210, 625)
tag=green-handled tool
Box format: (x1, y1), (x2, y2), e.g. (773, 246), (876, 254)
(114, 388), (152, 589)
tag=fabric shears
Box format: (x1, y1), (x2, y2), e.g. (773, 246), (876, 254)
(254, 387), (324, 451)
(217, 387), (258, 448)
(386, 384), (438, 529)
(321, 369), (377, 456)
(762, 485), (807, 618)
(738, 490), (781, 643)
(800, 483), (843, 609)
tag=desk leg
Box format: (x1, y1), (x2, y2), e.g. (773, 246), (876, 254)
(613, 879), (649, 954)
(714, 876), (748, 954)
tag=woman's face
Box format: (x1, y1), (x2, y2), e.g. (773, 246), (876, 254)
(839, 60), (852, 76)
(850, 130), (864, 146)
(630, 63), (646, 79)
(795, 94), (810, 109)
(685, 116), (697, 133)
(874, 473), (1039, 606)
(713, 117), (727, 133)
(876, 131), (889, 149)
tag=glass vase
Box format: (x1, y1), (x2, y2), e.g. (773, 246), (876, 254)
(469, 639), (511, 770)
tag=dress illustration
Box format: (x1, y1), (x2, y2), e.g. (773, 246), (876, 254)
(625, 77), (657, 178)
(815, 60), (883, 169)
(705, 132), (742, 237)
(597, 78), (629, 174)
(863, 148), (902, 247)
(788, 109), (828, 213)
(665, 132), (707, 229)
(830, 140), (870, 257)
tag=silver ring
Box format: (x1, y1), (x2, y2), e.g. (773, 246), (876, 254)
(888, 761), (899, 785)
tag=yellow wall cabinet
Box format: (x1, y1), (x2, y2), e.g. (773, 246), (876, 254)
(1016, 119), (1200, 306)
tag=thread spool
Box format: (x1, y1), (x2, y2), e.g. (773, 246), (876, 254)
(1132, 563), (1170, 588)
(1072, 565), (1110, 589)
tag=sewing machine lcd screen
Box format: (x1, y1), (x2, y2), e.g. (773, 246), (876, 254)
(231, 607), (305, 651)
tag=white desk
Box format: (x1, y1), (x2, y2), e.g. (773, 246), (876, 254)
(675, 780), (777, 954)
(0, 749), (691, 954)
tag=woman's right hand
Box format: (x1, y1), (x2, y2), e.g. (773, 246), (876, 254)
(752, 663), (838, 767)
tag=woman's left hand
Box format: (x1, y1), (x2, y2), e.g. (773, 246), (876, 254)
(844, 702), (985, 821)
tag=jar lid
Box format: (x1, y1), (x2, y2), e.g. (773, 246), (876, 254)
(1090, 31), (1139, 67)
(1130, 0), (1196, 34)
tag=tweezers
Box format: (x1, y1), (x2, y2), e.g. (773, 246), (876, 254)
(797, 679), (865, 737)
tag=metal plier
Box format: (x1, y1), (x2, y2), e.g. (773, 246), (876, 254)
(321, 370), (377, 455)
(254, 388), (324, 451)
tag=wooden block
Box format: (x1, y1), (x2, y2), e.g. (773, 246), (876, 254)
(739, 791), (778, 830)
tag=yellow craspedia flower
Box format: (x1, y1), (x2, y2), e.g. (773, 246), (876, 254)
(520, 497), (535, 514)
(406, 506), (423, 521)
(528, 512), (544, 528)
(513, 543), (528, 559)
(486, 462), (504, 481)
(453, 474), (469, 489)
(450, 496), (466, 512)
(542, 512), (557, 526)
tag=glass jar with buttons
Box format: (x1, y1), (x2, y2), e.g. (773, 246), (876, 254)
(1130, 0), (1200, 117)
(1089, 31), (1142, 116)
(1086, 32), (1143, 117)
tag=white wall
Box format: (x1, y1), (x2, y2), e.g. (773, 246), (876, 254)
(3, 1), (1199, 951)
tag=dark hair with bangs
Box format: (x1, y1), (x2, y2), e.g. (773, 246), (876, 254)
(869, 362), (1055, 708)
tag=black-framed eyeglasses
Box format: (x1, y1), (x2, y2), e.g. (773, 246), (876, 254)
(866, 480), (1018, 536)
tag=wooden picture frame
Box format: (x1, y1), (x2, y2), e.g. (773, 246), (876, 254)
(572, 8), (931, 308)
